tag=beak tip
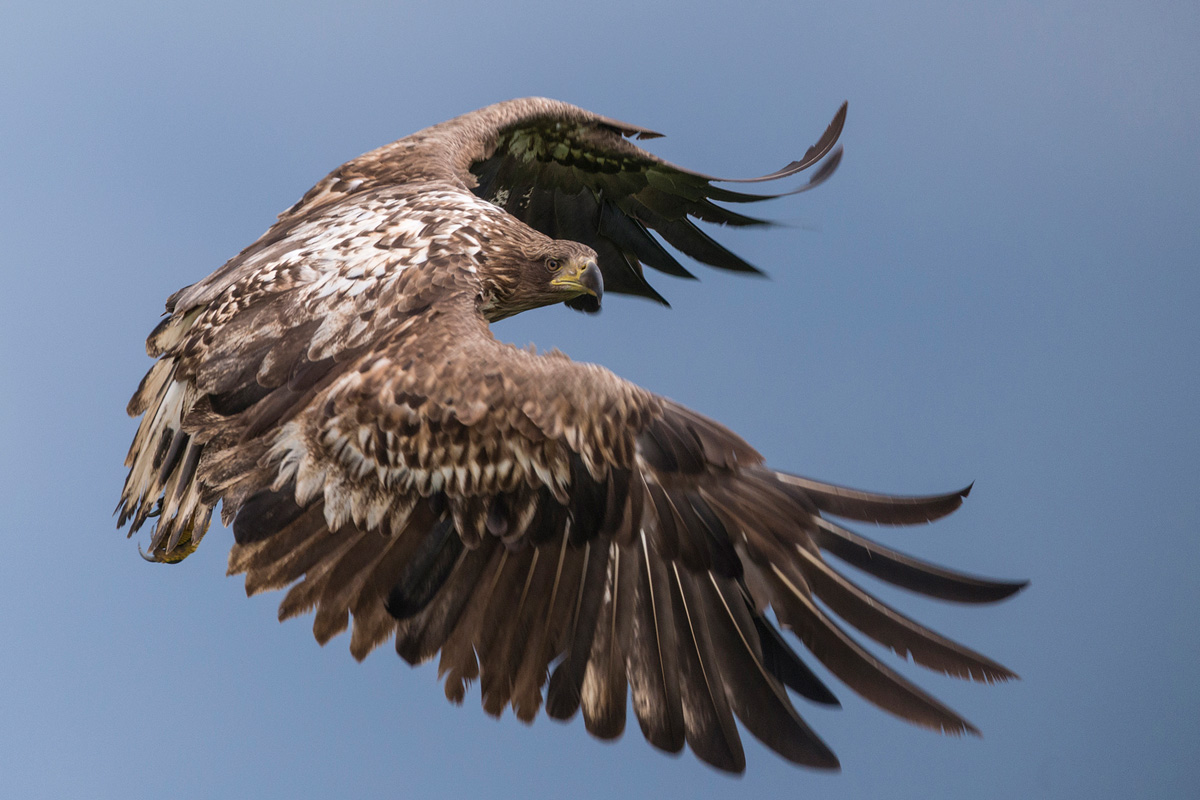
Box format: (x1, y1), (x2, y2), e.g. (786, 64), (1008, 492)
(583, 261), (603, 301)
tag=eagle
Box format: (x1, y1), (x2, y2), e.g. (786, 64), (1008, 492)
(118, 97), (1024, 773)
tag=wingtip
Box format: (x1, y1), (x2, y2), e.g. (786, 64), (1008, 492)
(812, 749), (842, 772)
(982, 578), (1030, 603)
(703, 101), (849, 185)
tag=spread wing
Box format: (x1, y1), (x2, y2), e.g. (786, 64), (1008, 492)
(273, 97), (847, 305)
(185, 301), (1023, 774)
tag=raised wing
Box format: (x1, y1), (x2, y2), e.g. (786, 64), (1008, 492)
(263, 97), (846, 305)
(207, 307), (1024, 773)
(161, 100), (844, 321)
(463, 100), (846, 303)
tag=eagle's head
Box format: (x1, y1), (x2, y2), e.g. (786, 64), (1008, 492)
(480, 236), (602, 321)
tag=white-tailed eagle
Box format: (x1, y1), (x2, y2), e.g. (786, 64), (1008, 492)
(118, 98), (1024, 773)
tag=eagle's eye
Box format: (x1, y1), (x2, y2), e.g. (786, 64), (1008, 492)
(546, 258), (561, 272)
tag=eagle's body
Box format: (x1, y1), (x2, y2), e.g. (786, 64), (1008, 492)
(119, 98), (1023, 773)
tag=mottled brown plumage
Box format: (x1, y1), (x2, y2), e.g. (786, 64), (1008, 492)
(118, 97), (1023, 773)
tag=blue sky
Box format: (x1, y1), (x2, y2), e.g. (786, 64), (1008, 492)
(2, 1), (1197, 797)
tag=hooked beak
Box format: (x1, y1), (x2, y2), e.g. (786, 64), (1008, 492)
(554, 259), (603, 313)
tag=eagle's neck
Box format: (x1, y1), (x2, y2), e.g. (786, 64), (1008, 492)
(478, 289), (505, 322)
(477, 288), (544, 323)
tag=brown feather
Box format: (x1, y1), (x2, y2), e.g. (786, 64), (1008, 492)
(394, 538), (497, 667)
(510, 530), (581, 721)
(704, 575), (840, 769)
(476, 546), (547, 716)
(793, 544), (1018, 682)
(767, 558), (980, 736)
(626, 531), (685, 753)
(581, 543), (633, 739)
(668, 564), (746, 772)
(438, 546), (509, 704)
(545, 540), (611, 720)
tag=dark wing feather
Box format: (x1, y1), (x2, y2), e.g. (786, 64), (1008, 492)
(626, 532), (686, 753)
(546, 540), (611, 720)
(385, 516), (463, 620)
(580, 542), (633, 739)
(753, 614), (840, 706)
(669, 564), (746, 772)
(512, 530), (586, 721)
(811, 515), (1029, 603)
(703, 572), (840, 769)
(767, 558), (982, 736)
(393, 537), (497, 667)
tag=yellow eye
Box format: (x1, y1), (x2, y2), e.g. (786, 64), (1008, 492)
(546, 258), (561, 272)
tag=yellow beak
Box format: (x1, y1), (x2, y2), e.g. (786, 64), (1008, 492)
(551, 259), (603, 300)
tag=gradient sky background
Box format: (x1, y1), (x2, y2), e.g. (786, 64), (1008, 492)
(2, 1), (1197, 798)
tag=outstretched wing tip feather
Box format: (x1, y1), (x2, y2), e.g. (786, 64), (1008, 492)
(709, 100), (847, 185)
